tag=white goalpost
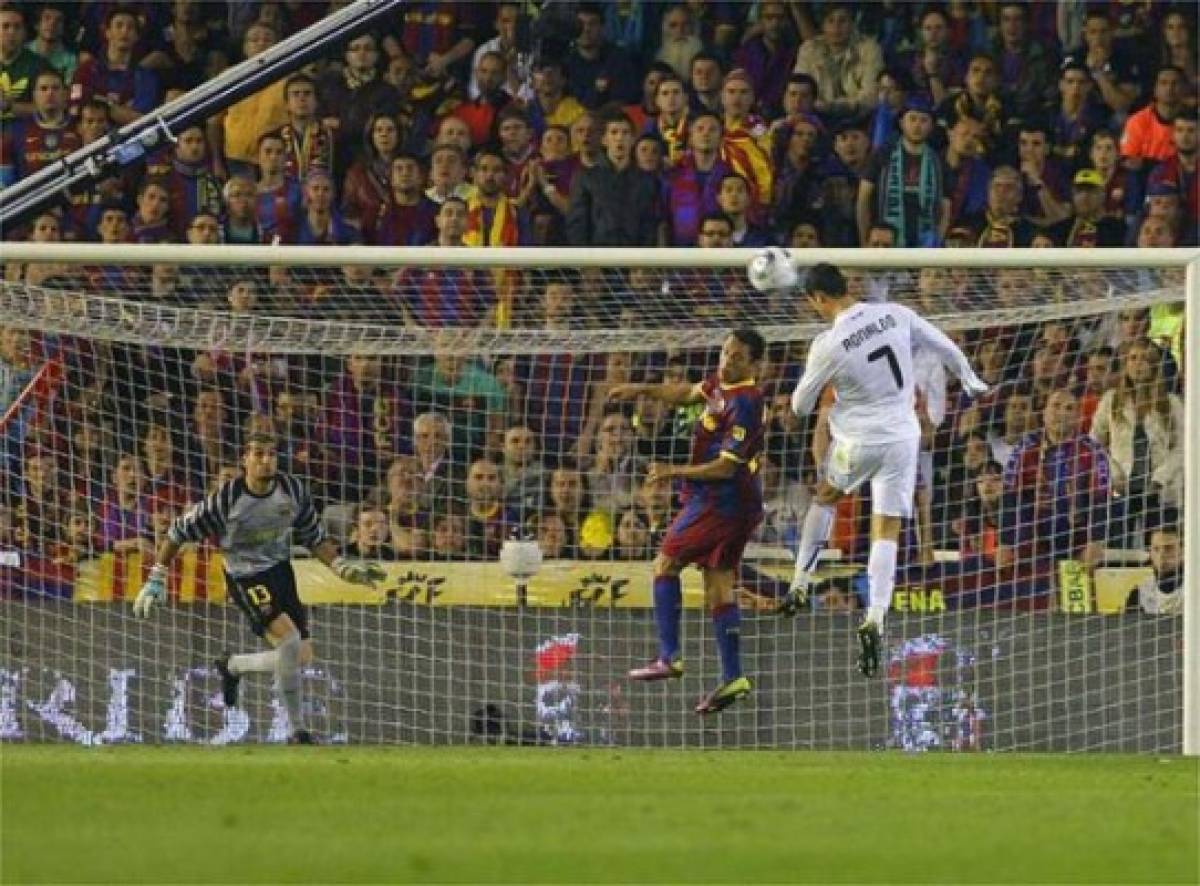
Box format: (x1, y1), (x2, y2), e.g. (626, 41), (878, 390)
(1181, 248), (1199, 759)
(1, 243), (1196, 754)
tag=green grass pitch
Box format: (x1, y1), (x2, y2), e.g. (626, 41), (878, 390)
(2, 747), (1196, 884)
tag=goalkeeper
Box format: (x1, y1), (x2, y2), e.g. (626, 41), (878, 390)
(132, 431), (384, 744)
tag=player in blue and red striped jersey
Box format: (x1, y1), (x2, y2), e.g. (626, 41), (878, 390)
(608, 328), (766, 714)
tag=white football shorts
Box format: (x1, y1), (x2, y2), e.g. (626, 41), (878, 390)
(824, 435), (919, 518)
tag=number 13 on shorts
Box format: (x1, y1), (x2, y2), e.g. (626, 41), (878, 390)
(247, 584), (271, 609)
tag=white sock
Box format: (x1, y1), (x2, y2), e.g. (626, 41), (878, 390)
(867, 539), (898, 628)
(275, 630), (304, 730)
(792, 503), (834, 590)
(228, 650), (278, 676)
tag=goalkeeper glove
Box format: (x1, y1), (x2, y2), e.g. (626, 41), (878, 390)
(332, 557), (387, 587)
(133, 565), (167, 618)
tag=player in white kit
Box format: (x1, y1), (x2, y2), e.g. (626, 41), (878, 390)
(779, 263), (988, 676)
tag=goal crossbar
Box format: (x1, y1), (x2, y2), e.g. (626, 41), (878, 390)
(3, 244), (1197, 269)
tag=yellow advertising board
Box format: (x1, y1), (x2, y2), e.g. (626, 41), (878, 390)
(1092, 567), (1152, 614)
(67, 550), (1146, 614)
(1057, 560), (1093, 613)
(72, 550), (710, 608)
(297, 559), (710, 607)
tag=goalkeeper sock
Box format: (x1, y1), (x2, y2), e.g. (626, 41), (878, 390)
(793, 503), (834, 589)
(228, 650), (278, 676)
(652, 575), (682, 662)
(866, 539), (898, 629)
(275, 630), (305, 731)
(712, 604), (742, 682)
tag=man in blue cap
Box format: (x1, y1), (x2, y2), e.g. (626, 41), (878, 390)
(1141, 177), (1191, 245)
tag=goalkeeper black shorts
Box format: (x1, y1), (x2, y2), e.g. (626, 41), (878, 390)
(226, 561), (311, 640)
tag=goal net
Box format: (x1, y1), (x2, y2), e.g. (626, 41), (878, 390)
(0, 244), (1194, 752)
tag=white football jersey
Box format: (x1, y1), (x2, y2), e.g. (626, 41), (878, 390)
(792, 301), (983, 444)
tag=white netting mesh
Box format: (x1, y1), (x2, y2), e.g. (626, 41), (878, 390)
(0, 248), (1189, 751)
(0, 255), (1185, 354)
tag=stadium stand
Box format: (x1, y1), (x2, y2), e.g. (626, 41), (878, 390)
(0, 0), (1195, 618)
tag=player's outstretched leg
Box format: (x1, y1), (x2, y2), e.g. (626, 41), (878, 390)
(629, 570), (685, 681)
(779, 499), (835, 615)
(221, 646), (283, 706)
(696, 600), (751, 714)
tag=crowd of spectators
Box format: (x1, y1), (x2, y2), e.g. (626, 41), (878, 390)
(0, 1), (1194, 611)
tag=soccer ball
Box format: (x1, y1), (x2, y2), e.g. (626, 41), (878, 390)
(746, 247), (799, 293)
(500, 538), (543, 579)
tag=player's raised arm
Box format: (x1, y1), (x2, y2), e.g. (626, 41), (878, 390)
(608, 380), (703, 406)
(790, 335), (836, 417)
(311, 536), (386, 587)
(904, 306), (989, 396)
(282, 474), (385, 588)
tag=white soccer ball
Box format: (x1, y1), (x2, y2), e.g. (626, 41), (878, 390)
(747, 247), (799, 293)
(500, 539), (543, 579)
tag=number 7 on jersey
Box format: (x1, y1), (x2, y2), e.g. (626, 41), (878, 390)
(868, 345), (904, 389)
